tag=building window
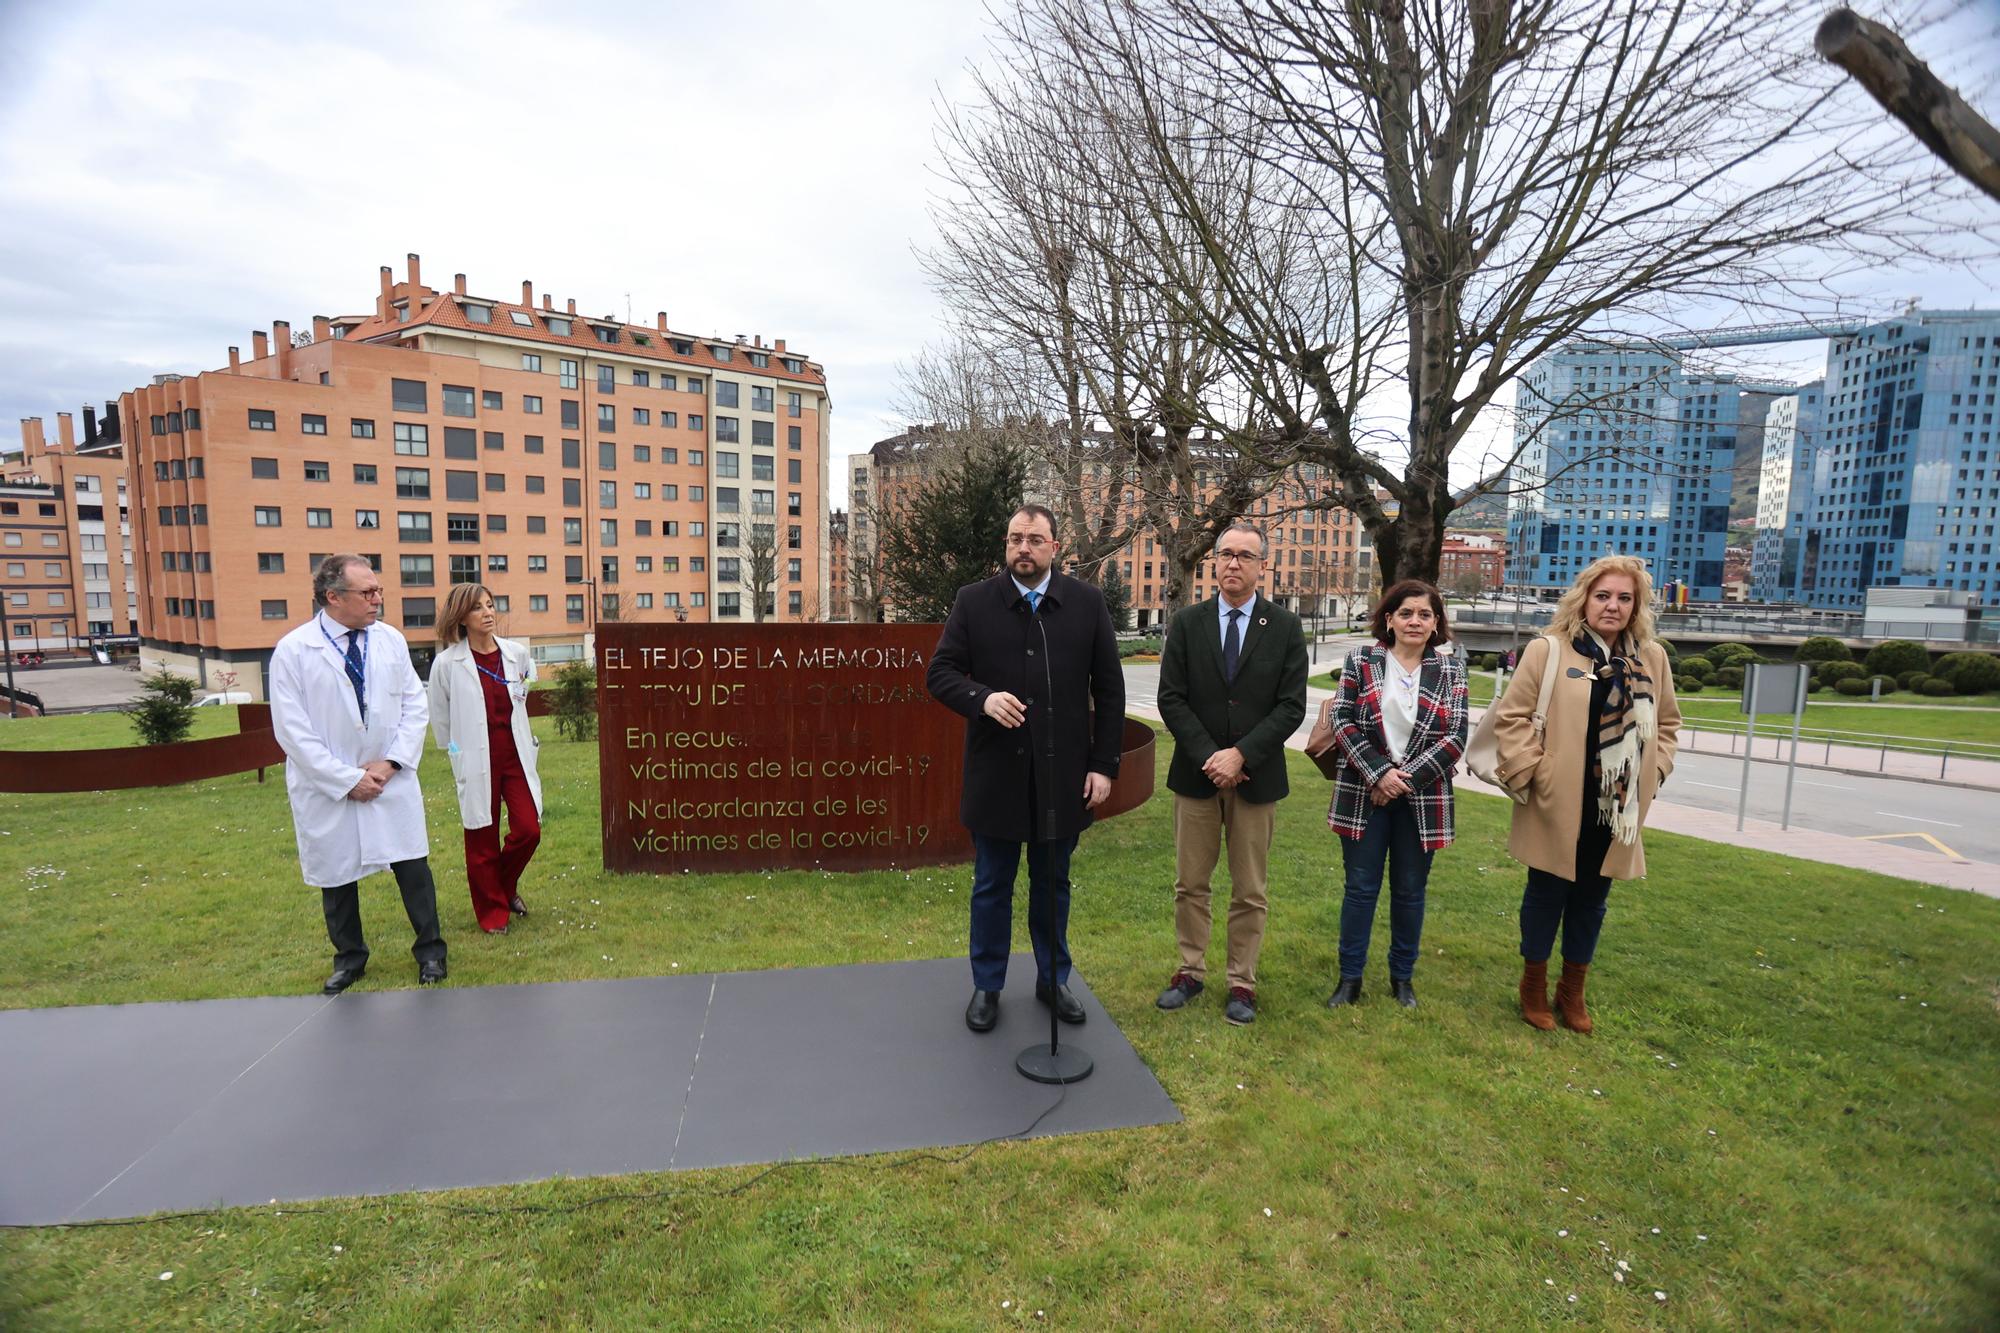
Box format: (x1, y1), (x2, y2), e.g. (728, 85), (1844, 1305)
(527, 555), (549, 573)
(248, 409), (276, 431)
(394, 422), (429, 456)
(559, 360), (579, 390)
(482, 389), (503, 411)
(403, 597), (436, 628)
(251, 457), (279, 479)
(447, 514), (479, 543)
(753, 454), (774, 481)
(718, 592), (741, 617)
(396, 467), (431, 500)
(307, 508), (332, 528)
(484, 431), (504, 451)
(547, 317), (572, 337)
(788, 391), (802, 417)
(599, 480), (618, 509)
(662, 412), (679, 429)
(450, 554), (481, 584)
(522, 353), (542, 372)
(443, 427), (477, 460)
(689, 415), (704, 432)
(788, 591), (802, 616)
(716, 380), (740, 408)
(593, 326), (618, 345)
(525, 475), (546, 495)
(401, 555), (435, 587)
(356, 509), (380, 529)
(354, 463), (378, 485)
(633, 407), (650, 425)
(598, 403), (616, 432)
(787, 458), (801, 483)
(529, 594), (548, 612)
(752, 420), (773, 447)
(487, 554), (509, 574)
(718, 558), (741, 583)
(562, 400), (581, 430)
(392, 379), (428, 413)
(566, 595), (584, 623)
(262, 599), (288, 619)
(399, 511), (433, 543)
(527, 515), (546, 534)
(304, 460), (330, 483)
(751, 386), (774, 414)
(258, 553), (285, 574)
(254, 506), (282, 526)
(717, 451), (740, 478)
(523, 395), (543, 415)
(597, 364), (616, 393)
(484, 472), (507, 494)
(788, 558), (802, 583)
(302, 414), (328, 435)
(563, 518), (582, 546)
(716, 417), (740, 443)
(524, 434), (544, 454)
(445, 470), (478, 502)
(351, 417), (377, 439)
(788, 425), (801, 449)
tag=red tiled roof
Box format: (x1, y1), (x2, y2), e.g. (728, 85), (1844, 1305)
(336, 290), (826, 388)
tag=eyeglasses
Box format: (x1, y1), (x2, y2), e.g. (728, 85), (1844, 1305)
(1006, 534), (1051, 549)
(1213, 549), (1263, 565)
(336, 586), (385, 600)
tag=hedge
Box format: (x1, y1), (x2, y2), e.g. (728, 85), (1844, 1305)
(1681, 656), (1716, 680)
(1715, 666), (1746, 689)
(1708, 642), (1762, 667)
(1921, 677), (1960, 697)
(1677, 677), (1703, 693)
(1863, 639), (1930, 678)
(1796, 635), (1852, 664)
(1897, 670), (1927, 690)
(1834, 678), (1872, 696)
(1817, 661), (1867, 684)
(1933, 651), (2000, 694)
(1805, 679), (1823, 694)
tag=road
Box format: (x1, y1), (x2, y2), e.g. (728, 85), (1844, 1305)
(1121, 660), (2000, 867)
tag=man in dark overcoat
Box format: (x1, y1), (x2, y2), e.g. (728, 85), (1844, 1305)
(927, 504), (1125, 1033)
(1153, 521), (1307, 1025)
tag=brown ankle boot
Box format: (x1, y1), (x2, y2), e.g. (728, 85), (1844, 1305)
(1519, 960), (1555, 1031)
(1554, 961), (1593, 1034)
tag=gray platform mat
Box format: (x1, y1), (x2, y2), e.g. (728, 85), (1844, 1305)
(0, 956), (1179, 1224)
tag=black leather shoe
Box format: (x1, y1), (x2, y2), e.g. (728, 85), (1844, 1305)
(965, 989), (1000, 1032)
(1224, 986), (1257, 1026)
(322, 967), (364, 995)
(1156, 971), (1204, 1011)
(509, 895), (529, 917)
(1035, 981), (1086, 1025)
(418, 959), (448, 985)
(1390, 977), (1417, 1008)
(1325, 977), (1363, 1008)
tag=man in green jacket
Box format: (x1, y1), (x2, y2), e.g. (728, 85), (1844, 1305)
(1154, 522), (1309, 1025)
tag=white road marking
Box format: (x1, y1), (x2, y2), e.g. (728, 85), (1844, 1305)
(1685, 781), (1736, 791)
(1798, 780), (1853, 790)
(1875, 811), (1961, 827)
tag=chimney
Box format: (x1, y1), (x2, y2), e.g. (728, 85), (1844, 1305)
(312, 315), (331, 342)
(378, 265), (394, 319)
(252, 330), (270, 361)
(542, 294), (552, 311)
(83, 405), (98, 442)
(755, 334), (763, 348)
(57, 412), (75, 450)
(656, 311), (667, 332)
(274, 321), (292, 377)
(406, 252), (422, 294)
(102, 400), (122, 442)
(453, 272), (467, 296)
(228, 345), (241, 372)
(775, 339), (787, 353)
(522, 280), (534, 307)
(566, 298), (577, 315)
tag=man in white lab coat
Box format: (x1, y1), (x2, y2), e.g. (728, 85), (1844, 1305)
(270, 554), (447, 993)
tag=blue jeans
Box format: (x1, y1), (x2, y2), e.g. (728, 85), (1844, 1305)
(969, 833), (1078, 992)
(1519, 826), (1614, 964)
(1337, 798), (1433, 981)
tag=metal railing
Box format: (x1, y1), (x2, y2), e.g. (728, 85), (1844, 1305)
(1454, 605), (1997, 645)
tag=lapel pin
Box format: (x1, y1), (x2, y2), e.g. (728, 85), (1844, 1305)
(1257, 617), (1267, 626)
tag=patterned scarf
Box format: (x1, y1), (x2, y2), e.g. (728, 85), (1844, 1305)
(1574, 631), (1656, 844)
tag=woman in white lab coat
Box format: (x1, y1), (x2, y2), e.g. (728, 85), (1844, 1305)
(428, 583), (543, 933)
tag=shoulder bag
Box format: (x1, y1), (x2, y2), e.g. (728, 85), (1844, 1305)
(1462, 633), (1560, 803)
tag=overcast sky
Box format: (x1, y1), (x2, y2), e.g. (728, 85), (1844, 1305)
(2, 0), (1997, 502)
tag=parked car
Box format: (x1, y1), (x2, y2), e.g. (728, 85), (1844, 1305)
(194, 691), (252, 707)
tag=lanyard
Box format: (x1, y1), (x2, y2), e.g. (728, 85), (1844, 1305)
(472, 649), (526, 701)
(319, 617), (367, 725)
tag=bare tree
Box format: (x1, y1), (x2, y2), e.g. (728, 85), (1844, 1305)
(746, 522), (778, 624)
(972, 0), (1987, 585)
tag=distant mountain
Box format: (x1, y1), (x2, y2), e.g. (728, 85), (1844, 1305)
(1450, 477), (1510, 531)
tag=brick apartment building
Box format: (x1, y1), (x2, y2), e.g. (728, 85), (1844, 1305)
(849, 426), (1370, 628)
(3, 409), (137, 654)
(108, 254), (829, 696)
(1439, 533), (1506, 593)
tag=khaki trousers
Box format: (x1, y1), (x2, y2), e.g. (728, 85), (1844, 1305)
(1172, 790), (1277, 992)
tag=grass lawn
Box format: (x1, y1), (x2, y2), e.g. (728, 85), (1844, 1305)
(3, 716), (1998, 1328)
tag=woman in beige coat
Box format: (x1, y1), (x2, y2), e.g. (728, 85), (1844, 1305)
(1489, 555), (1680, 1033)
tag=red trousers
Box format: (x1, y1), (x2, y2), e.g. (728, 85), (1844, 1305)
(464, 724), (540, 931)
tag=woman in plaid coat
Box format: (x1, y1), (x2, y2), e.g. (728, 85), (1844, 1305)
(1326, 581), (1469, 1010)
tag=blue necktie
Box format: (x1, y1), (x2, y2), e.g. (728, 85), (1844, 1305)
(344, 630), (366, 722)
(1224, 609), (1242, 682)
(1025, 589), (1041, 612)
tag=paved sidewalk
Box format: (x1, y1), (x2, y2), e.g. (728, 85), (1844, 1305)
(1122, 690), (2000, 899)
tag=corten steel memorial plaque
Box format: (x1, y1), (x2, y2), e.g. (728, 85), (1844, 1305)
(598, 623), (973, 872)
